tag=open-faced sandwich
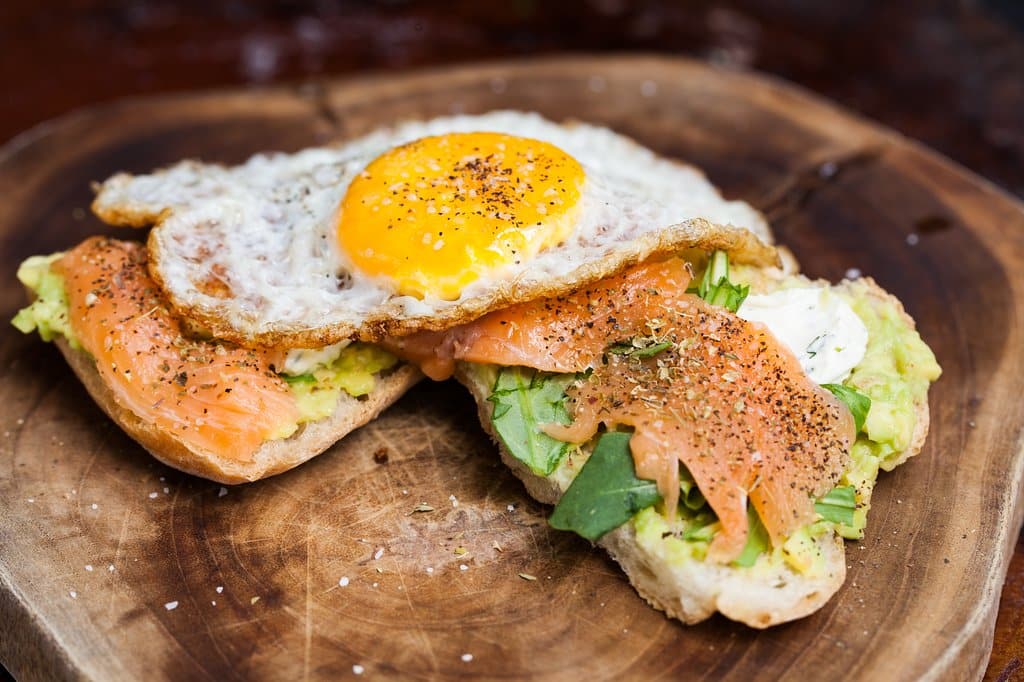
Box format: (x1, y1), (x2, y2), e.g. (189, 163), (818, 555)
(11, 111), (939, 627)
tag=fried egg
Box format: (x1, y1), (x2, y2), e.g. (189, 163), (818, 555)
(93, 111), (773, 348)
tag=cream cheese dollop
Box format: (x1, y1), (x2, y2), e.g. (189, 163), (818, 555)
(736, 287), (867, 385)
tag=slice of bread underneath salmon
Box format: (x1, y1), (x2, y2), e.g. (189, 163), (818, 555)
(56, 337), (421, 484)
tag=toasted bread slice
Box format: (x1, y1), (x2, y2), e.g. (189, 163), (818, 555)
(56, 337), (421, 483)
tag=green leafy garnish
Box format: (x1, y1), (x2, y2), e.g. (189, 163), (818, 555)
(489, 367), (576, 477)
(814, 485), (857, 526)
(606, 339), (673, 359)
(549, 431), (662, 541)
(688, 250), (749, 313)
(732, 506), (771, 568)
(821, 383), (872, 433)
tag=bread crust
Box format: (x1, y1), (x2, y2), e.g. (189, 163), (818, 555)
(455, 365), (847, 628)
(56, 338), (421, 484)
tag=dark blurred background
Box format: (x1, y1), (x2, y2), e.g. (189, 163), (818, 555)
(0, 1), (1021, 679)
(1, 0), (1023, 196)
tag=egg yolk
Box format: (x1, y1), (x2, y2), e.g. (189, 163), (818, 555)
(337, 132), (585, 300)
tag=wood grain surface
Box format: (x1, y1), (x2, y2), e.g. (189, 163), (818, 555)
(1, 55), (1022, 681)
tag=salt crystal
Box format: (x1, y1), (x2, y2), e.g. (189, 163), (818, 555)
(339, 577), (350, 587)
(449, 494), (459, 508)
(461, 653), (474, 662)
(69, 590), (77, 599)
(353, 665), (365, 675)
(108, 565), (115, 572)
(506, 504), (515, 512)
(373, 547), (384, 560)
(85, 565), (93, 572)
(211, 601), (217, 606)
(165, 601), (178, 610)
(218, 487), (228, 498)
(163, 487), (169, 494)
(459, 564), (468, 571)
(27, 498), (34, 503)
(906, 233), (920, 246)
(844, 268), (862, 280)
(148, 492), (158, 499)
(426, 567), (434, 574)
(216, 586), (223, 594)
(372, 582), (378, 588)
(91, 503), (98, 510)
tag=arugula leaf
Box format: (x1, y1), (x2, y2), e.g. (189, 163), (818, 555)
(731, 505), (771, 568)
(821, 383), (872, 433)
(814, 485), (857, 525)
(549, 431), (662, 541)
(489, 367), (576, 476)
(688, 250), (749, 313)
(280, 373), (316, 385)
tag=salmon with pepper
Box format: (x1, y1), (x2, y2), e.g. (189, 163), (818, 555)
(57, 237), (301, 462)
(391, 258), (854, 562)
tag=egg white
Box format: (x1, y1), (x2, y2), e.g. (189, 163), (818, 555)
(93, 111), (773, 347)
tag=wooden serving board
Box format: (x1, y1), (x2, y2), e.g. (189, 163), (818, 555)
(1, 56), (1021, 681)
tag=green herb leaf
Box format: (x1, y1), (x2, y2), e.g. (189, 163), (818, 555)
(549, 431), (662, 541)
(690, 250), (749, 313)
(731, 505), (771, 567)
(489, 367), (576, 477)
(814, 485), (857, 525)
(281, 373), (316, 385)
(821, 383), (872, 433)
(606, 339), (673, 359)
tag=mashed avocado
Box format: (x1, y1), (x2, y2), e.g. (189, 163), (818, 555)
(284, 344), (398, 423)
(835, 279), (942, 537)
(11, 253), (80, 349)
(12, 254), (398, 426)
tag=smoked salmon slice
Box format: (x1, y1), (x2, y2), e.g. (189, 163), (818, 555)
(393, 258), (854, 562)
(57, 238), (300, 462)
